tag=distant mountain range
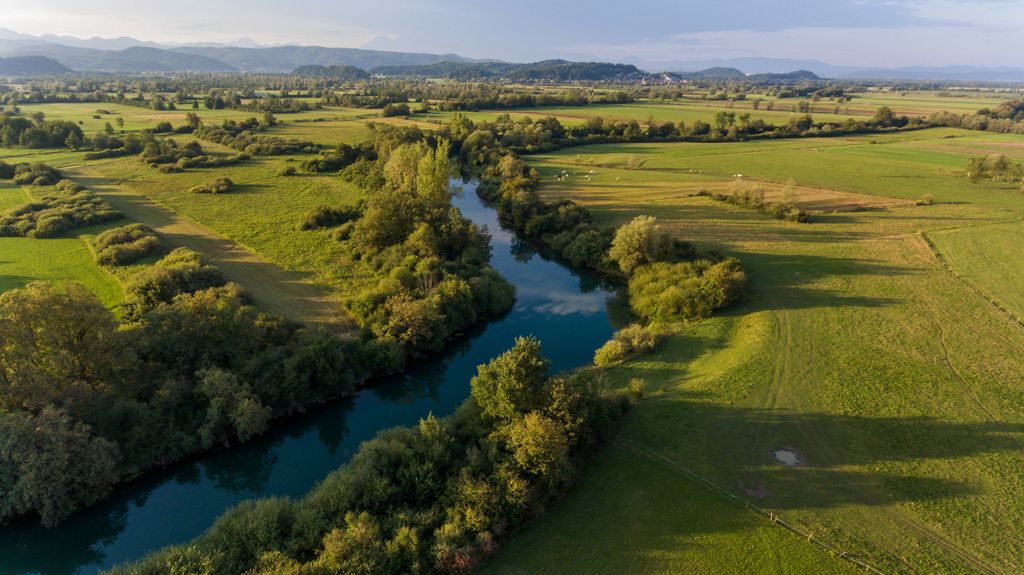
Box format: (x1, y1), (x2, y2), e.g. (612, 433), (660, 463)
(2, 29), (1024, 81)
(629, 56), (1024, 82)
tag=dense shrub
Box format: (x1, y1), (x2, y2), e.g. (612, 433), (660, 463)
(0, 178), (123, 238)
(298, 201), (365, 230)
(120, 248), (228, 321)
(11, 162), (61, 186)
(94, 223), (166, 266)
(190, 176), (235, 194)
(594, 324), (662, 365)
(138, 138), (202, 166)
(629, 258), (747, 322)
(0, 160), (14, 179)
(90, 132), (123, 152)
(175, 153), (249, 170)
(196, 125), (317, 156)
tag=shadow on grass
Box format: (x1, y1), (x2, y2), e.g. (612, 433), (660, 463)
(619, 369), (1021, 512)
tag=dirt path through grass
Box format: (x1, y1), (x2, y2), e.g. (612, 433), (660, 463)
(65, 165), (351, 332)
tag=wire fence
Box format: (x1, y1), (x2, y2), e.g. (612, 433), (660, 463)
(615, 435), (885, 574)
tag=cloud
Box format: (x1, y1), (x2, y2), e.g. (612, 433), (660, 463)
(904, 0), (1024, 26)
(559, 24), (1024, 68)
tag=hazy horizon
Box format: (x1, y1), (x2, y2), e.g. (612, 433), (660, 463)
(3, 1), (1023, 68)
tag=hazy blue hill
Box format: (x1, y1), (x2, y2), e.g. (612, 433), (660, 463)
(174, 45), (478, 72)
(3, 44), (236, 72)
(0, 55), (71, 75)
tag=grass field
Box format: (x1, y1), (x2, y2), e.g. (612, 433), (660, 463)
(478, 127), (1024, 574)
(92, 152), (377, 304)
(927, 220), (1024, 319)
(0, 182), (124, 307)
(526, 128), (1024, 210)
(482, 446), (855, 575)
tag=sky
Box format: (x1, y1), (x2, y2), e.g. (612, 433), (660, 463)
(1, 0), (1023, 68)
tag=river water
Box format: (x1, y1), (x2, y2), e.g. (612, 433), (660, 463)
(0, 182), (629, 575)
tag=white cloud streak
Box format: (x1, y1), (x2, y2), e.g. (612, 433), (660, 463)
(562, 25), (1024, 67)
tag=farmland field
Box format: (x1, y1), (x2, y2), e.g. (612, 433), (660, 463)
(479, 126), (1024, 574)
(927, 220), (1024, 319)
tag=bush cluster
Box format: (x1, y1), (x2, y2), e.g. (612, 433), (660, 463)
(300, 141), (376, 173)
(0, 176), (123, 238)
(81, 132), (144, 161)
(93, 223), (166, 267)
(106, 337), (630, 575)
(594, 324), (662, 365)
(197, 122), (317, 155)
(699, 182), (811, 223)
(138, 137), (202, 166)
(629, 258), (747, 322)
(190, 176), (235, 194)
(297, 201), (365, 231)
(119, 248), (228, 321)
(5, 161), (62, 186)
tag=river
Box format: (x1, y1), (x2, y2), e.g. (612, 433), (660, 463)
(0, 181), (629, 575)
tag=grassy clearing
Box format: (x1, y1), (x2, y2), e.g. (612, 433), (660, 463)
(483, 130), (1024, 573)
(927, 220), (1024, 319)
(93, 155), (377, 303)
(0, 230), (124, 308)
(0, 183), (124, 306)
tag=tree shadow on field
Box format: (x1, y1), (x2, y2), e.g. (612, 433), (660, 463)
(725, 250), (910, 311)
(0, 275), (38, 290)
(517, 387), (1024, 575)
(624, 391), (1024, 513)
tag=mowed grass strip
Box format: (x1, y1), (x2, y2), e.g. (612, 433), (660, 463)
(0, 232), (124, 308)
(92, 154), (376, 300)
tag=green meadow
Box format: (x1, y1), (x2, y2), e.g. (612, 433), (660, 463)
(928, 220), (1024, 319)
(93, 152), (377, 302)
(525, 128), (1024, 210)
(0, 181), (123, 306)
(480, 126), (1024, 574)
